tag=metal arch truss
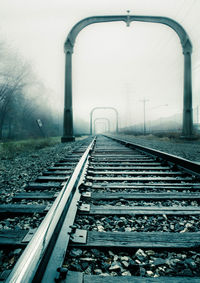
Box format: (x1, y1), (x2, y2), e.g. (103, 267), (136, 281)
(94, 117), (111, 134)
(90, 107), (118, 135)
(61, 14), (193, 142)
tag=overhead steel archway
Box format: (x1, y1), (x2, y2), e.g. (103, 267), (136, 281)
(61, 14), (193, 142)
(90, 107), (118, 135)
(94, 118), (111, 133)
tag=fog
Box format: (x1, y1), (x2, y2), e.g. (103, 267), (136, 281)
(0, 0), (200, 132)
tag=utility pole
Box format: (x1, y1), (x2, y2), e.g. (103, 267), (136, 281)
(140, 98), (149, 135)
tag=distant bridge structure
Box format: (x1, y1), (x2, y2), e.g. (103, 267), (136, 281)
(94, 118), (110, 133)
(90, 107), (118, 135)
(61, 14), (193, 142)
(94, 121), (107, 134)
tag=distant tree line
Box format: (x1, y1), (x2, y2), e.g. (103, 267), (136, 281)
(0, 40), (61, 140)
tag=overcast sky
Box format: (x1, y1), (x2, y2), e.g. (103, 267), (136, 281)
(0, 0), (199, 129)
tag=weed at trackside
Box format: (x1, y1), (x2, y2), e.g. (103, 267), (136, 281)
(0, 137), (61, 159)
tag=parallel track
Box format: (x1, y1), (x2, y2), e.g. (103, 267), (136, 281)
(2, 135), (200, 282)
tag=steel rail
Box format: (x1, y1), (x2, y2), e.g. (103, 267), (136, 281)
(6, 137), (96, 283)
(105, 135), (200, 176)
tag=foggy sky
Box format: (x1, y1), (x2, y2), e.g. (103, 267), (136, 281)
(0, 0), (199, 129)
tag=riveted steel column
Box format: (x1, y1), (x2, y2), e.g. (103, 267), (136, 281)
(115, 111), (119, 134)
(90, 110), (93, 135)
(107, 119), (111, 132)
(61, 40), (75, 142)
(182, 41), (193, 137)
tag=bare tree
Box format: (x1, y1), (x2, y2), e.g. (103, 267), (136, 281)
(0, 57), (32, 138)
(0, 39), (60, 140)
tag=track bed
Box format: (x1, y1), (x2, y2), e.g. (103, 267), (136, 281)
(2, 135), (200, 282)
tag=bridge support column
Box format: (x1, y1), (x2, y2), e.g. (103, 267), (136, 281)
(182, 41), (193, 138)
(61, 43), (75, 142)
(90, 111), (93, 135)
(116, 112), (119, 134)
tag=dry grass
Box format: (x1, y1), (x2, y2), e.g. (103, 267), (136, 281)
(0, 137), (61, 158)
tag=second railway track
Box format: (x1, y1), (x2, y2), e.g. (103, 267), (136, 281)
(2, 135), (200, 282)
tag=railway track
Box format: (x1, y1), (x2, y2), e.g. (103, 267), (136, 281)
(1, 135), (200, 282)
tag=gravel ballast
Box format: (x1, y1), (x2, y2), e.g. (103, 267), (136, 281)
(0, 138), (88, 204)
(74, 215), (200, 233)
(0, 214), (44, 230)
(0, 138), (90, 275)
(64, 248), (200, 277)
(111, 134), (200, 163)
(87, 199), (199, 207)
